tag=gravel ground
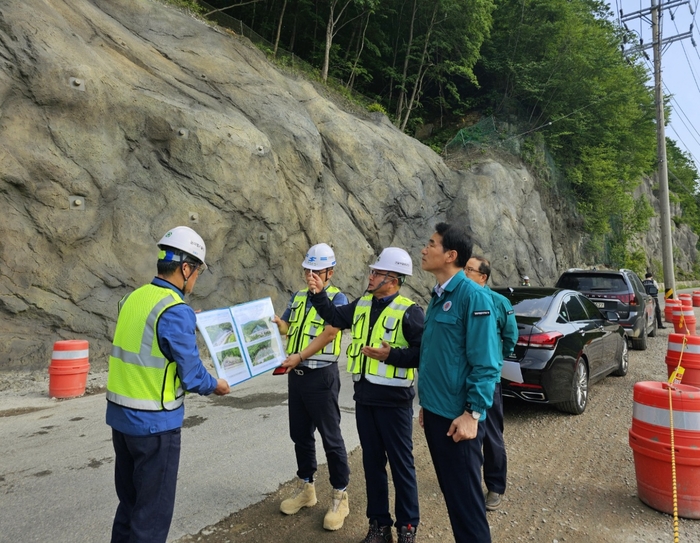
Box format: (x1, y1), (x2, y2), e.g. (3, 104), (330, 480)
(2, 318), (699, 542)
(173, 324), (700, 543)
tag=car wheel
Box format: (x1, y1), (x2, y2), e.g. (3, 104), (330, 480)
(612, 339), (629, 376)
(631, 321), (648, 350)
(557, 358), (589, 415)
(648, 314), (657, 338)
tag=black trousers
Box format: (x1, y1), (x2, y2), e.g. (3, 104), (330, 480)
(483, 383), (507, 494)
(355, 402), (420, 528)
(111, 428), (181, 543)
(654, 297), (663, 326)
(288, 363), (350, 489)
(423, 409), (491, 543)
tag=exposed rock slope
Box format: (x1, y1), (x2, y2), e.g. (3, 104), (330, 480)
(0, 0), (693, 370)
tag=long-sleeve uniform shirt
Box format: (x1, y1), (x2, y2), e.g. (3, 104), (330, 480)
(486, 285), (518, 360)
(419, 271), (502, 420)
(309, 289), (425, 408)
(106, 277), (218, 436)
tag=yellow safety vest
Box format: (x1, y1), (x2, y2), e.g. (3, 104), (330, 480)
(347, 293), (415, 387)
(106, 284), (185, 411)
(286, 286), (342, 362)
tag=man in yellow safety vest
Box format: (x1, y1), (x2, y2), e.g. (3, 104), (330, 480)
(306, 247), (424, 543)
(272, 243), (351, 531)
(106, 226), (230, 543)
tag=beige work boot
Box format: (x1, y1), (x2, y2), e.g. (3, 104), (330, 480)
(323, 488), (349, 531)
(280, 480), (317, 515)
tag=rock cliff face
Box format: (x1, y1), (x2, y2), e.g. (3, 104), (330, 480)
(0, 0), (695, 370)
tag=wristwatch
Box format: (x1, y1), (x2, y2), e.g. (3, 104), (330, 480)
(467, 409), (481, 420)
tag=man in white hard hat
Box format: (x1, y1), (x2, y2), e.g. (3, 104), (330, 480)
(106, 226), (230, 543)
(465, 256), (518, 512)
(521, 275), (531, 286)
(272, 243), (351, 531)
(306, 247), (424, 543)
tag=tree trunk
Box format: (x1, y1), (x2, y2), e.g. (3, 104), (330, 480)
(321, 0), (354, 83)
(273, 0), (288, 57)
(395, 0), (418, 124)
(400, 0), (439, 132)
(347, 11), (371, 90)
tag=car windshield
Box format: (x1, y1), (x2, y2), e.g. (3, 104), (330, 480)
(557, 273), (627, 293)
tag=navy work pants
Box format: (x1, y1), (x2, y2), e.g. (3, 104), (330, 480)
(355, 402), (420, 529)
(483, 383), (507, 494)
(110, 428), (181, 543)
(423, 409), (491, 543)
(288, 364), (350, 489)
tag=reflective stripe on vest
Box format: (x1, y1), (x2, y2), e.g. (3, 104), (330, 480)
(633, 402), (700, 431)
(285, 286), (342, 362)
(106, 285), (185, 411)
(347, 294), (415, 387)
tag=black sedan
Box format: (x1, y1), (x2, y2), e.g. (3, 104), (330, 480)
(493, 287), (628, 415)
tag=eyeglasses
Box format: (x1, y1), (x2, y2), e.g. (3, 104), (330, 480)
(304, 268), (330, 275)
(466, 266), (484, 275)
(369, 270), (398, 280)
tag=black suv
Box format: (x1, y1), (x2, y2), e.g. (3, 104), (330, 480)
(555, 269), (656, 350)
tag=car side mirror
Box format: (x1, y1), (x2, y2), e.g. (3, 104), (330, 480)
(605, 311), (620, 322)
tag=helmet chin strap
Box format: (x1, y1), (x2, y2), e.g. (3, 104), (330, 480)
(366, 275), (392, 294)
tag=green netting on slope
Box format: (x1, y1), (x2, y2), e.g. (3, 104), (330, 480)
(445, 116), (521, 156)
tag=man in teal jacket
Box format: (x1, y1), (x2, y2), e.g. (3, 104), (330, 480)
(418, 222), (502, 543)
(466, 255), (518, 511)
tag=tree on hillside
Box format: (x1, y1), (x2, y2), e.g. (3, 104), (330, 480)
(474, 0), (656, 261)
(667, 138), (700, 240)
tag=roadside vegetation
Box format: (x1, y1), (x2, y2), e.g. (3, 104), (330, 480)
(165, 0), (700, 275)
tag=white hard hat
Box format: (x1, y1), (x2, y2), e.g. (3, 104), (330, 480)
(158, 226), (207, 266)
(523, 275), (530, 280)
(369, 247), (413, 276)
(302, 243), (336, 270)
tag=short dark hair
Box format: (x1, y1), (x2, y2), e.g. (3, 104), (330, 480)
(645, 272), (653, 278)
(435, 222), (472, 268)
(471, 255), (491, 281)
(157, 247), (201, 276)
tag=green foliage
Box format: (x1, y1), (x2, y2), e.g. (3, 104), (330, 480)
(197, 0), (700, 268)
(367, 102), (387, 114)
(162, 0), (204, 14)
(666, 138), (700, 245)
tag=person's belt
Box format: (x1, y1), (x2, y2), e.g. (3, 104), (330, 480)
(293, 362), (335, 375)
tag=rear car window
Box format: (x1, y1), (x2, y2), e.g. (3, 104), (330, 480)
(556, 273), (627, 293)
(509, 296), (552, 319)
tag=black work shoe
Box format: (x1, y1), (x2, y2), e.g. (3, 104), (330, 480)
(397, 525), (416, 543)
(361, 520), (394, 543)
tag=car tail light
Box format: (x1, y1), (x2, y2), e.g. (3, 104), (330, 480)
(611, 293), (634, 305)
(517, 331), (563, 349)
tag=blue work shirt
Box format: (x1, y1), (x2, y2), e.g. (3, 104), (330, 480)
(485, 285), (518, 359)
(106, 277), (218, 436)
(418, 270), (502, 420)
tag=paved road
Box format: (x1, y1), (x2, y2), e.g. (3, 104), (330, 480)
(0, 370), (361, 543)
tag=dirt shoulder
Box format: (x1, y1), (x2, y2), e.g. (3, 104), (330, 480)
(173, 324), (700, 543)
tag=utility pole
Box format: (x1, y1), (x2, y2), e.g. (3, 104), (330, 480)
(621, 0), (694, 299)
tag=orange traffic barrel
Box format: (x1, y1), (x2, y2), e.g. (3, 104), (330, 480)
(672, 306), (697, 336)
(48, 340), (90, 399)
(679, 294), (693, 309)
(665, 299), (681, 324)
(629, 381), (700, 518)
(693, 291), (700, 307)
(665, 334), (700, 388)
